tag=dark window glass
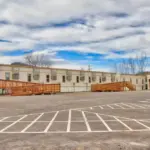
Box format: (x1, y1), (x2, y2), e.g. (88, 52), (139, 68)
(76, 76), (79, 83)
(89, 77), (91, 83)
(99, 77), (102, 83)
(62, 76), (66, 83)
(28, 74), (32, 82)
(46, 75), (50, 82)
(145, 84), (148, 90)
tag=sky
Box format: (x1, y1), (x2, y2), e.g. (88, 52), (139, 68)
(0, 0), (150, 72)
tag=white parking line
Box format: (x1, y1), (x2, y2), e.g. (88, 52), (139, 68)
(107, 105), (114, 109)
(96, 113), (112, 131)
(140, 101), (149, 103)
(1, 129), (150, 134)
(113, 117), (133, 131)
(114, 104), (125, 109)
(67, 110), (72, 132)
(128, 103), (146, 109)
(82, 111), (91, 132)
(21, 113), (44, 133)
(121, 103), (135, 109)
(140, 104), (150, 108)
(0, 115), (27, 132)
(0, 108), (150, 134)
(0, 117), (9, 122)
(99, 106), (103, 109)
(44, 111), (59, 133)
(140, 101), (150, 103)
(133, 119), (150, 130)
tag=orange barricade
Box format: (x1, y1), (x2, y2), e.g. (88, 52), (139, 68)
(0, 79), (38, 89)
(11, 84), (60, 96)
(91, 82), (136, 92)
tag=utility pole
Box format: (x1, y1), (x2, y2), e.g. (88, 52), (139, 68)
(88, 65), (92, 92)
(88, 65), (91, 71)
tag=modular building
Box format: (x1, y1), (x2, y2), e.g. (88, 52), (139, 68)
(0, 64), (149, 92)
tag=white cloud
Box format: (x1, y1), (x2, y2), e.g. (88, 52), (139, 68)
(0, 0), (150, 68)
(0, 55), (24, 64)
(0, 0), (132, 25)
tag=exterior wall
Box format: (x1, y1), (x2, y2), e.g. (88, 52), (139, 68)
(120, 74), (145, 91)
(146, 75), (150, 90)
(0, 64), (148, 92)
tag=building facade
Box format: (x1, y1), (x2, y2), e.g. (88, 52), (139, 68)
(0, 64), (150, 92)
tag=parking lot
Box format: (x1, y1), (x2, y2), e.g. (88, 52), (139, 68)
(0, 91), (150, 149)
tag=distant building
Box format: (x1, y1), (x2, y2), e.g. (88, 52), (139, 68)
(0, 64), (149, 92)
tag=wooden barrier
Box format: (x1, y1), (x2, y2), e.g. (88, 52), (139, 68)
(91, 82), (136, 92)
(11, 84), (61, 96)
(0, 79), (38, 89)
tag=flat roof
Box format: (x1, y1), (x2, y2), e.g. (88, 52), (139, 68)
(0, 64), (145, 76)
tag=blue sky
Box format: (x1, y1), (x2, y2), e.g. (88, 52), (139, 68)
(0, 0), (150, 71)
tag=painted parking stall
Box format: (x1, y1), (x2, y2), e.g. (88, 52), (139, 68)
(0, 108), (150, 134)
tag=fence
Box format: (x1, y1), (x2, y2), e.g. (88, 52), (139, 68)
(11, 84), (61, 96)
(91, 82), (136, 92)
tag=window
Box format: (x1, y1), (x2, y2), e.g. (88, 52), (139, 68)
(51, 70), (57, 80)
(145, 84), (148, 90)
(62, 76), (66, 83)
(80, 70), (85, 81)
(130, 78), (132, 83)
(92, 76), (96, 82)
(12, 73), (19, 80)
(99, 77), (102, 83)
(145, 77), (147, 82)
(80, 76), (85, 81)
(51, 75), (57, 80)
(66, 76), (72, 81)
(123, 78), (125, 82)
(102, 76), (106, 82)
(76, 76), (79, 83)
(28, 74), (32, 82)
(46, 75), (50, 82)
(66, 70), (72, 81)
(89, 77), (91, 83)
(136, 79), (138, 84)
(33, 74), (40, 80)
(5, 72), (10, 80)
(111, 75), (115, 82)
(33, 69), (40, 80)
(142, 79), (144, 84)
(92, 73), (96, 82)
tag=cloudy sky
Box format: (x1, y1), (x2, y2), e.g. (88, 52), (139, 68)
(0, 0), (150, 71)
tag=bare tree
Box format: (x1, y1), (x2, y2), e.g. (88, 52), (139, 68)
(112, 62), (118, 73)
(136, 52), (148, 73)
(112, 52), (149, 75)
(24, 52), (53, 67)
(122, 59), (130, 74)
(128, 57), (136, 74)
